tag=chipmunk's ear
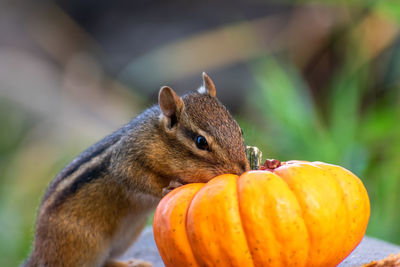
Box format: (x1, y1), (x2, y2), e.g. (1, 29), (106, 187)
(159, 86), (184, 128)
(198, 72), (216, 97)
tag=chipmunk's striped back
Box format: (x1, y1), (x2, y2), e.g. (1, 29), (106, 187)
(41, 129), (124, 212)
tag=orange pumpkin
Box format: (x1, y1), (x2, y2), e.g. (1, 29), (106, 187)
(153, 161), (370, 267)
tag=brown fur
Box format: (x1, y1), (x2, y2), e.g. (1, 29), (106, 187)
(24, 73), (249, 267)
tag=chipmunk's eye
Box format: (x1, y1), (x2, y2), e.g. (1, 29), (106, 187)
(195, 135), (209, 151)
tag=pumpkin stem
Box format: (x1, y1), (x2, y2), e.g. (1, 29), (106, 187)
(246, 146), (263, 170)
(260, 159), (282, 170)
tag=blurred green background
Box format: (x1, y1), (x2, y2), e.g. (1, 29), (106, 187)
(1, 0), (400, 266)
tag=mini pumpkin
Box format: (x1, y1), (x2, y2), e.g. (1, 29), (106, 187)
(153, 160), (370, 267)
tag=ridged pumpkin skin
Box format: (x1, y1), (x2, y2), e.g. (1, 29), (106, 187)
(153, 161), (370, 267)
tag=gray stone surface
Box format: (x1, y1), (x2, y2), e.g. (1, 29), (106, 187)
(120, 226), (400, 266)
(119, 227), (163, 267)
(338, 236), (400, 266)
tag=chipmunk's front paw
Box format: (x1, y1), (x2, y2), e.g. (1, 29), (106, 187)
(162, 180), (184, 196)
(105, 259), (153, 267)
(125, 259), (153, 267)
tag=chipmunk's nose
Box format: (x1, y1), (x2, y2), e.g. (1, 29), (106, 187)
(231, 160), (249, 176)
(241, 160), (250, 173)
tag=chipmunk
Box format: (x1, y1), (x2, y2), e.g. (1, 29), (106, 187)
(23, 73), (250, 267)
